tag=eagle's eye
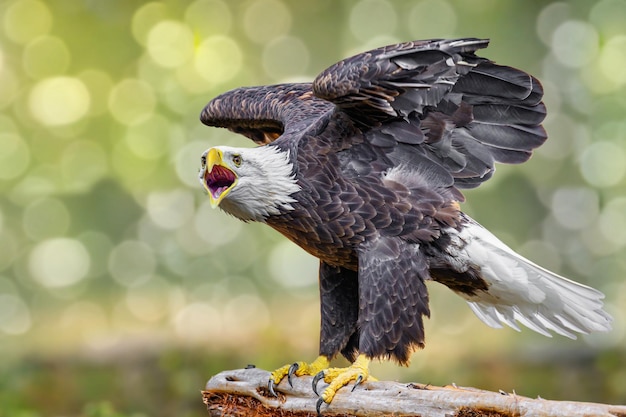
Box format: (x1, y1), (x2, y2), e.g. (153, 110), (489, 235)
(232, 154), (242, 167)
(200, 153), (207, 168)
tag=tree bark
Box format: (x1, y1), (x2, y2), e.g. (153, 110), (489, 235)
(202, 368), (626, 417)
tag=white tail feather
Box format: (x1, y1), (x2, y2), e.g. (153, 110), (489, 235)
(455, 218), (612, 339)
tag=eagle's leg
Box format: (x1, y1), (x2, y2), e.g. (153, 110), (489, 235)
(317, 238), (431, 412)
(268, 355), (331, 396)
(269, 263), (359, 397)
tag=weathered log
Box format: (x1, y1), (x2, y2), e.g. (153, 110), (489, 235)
(203, 368), (626, 417)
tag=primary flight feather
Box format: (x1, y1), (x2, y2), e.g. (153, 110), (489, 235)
(198, 38), (611, 412)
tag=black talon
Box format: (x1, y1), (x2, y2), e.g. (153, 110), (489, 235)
(352, 375), (363, 392)
(287, 363), (299, 387)
(268, 379), (278, 397)
(316, 397), (325, 416)
(312, 371), (325, 396)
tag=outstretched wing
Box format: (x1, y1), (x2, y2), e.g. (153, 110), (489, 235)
(312, 38), (547, 193)
(200, 83), (333, 145)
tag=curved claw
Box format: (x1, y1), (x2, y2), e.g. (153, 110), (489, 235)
(287, 362), (299, 387)
(351, 374), (363, 392)
(312, 371), (325, 396)
(316, 397), (326, 416)
(268, 379), (278, 397)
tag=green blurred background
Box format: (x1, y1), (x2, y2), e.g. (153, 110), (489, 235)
(1, 0), (625, 416)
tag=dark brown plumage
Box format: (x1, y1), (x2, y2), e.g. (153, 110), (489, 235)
(199, 38), (610, 408)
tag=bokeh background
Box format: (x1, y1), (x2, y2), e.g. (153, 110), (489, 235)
(1, 0), (625, 416)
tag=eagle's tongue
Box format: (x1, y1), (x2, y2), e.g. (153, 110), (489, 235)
(205, 165), (235, 199)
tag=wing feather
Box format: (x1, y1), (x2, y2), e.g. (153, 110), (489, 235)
(312, 38), (546, 193)
(200, 83), (333, 145)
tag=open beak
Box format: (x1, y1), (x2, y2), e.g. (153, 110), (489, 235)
(201, 148), (237, 208)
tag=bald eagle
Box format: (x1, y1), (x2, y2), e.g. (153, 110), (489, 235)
(199, 38), (611, 412)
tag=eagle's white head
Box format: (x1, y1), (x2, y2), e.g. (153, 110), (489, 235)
(199, 145), (301, 222)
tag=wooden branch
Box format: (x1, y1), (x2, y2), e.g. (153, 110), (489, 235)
(203, 368), (626, 417)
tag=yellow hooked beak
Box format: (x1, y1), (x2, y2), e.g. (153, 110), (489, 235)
(202, 148), (238, 208)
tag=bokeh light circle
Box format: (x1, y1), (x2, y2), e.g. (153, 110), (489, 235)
(194, 200), (242, 247)
(29, 238), (91, 288)
(268, 240), (318, 289)
(108, 240), (156, 287)
(194, 35), (243, 86)
(407, 0), (457, 38)
(590, 0), (626, 38)
(550, 20), (599, 68)
(131, 2), (169, 47)
(29, 76), (91, 126)
(124, 114), (171, 160)
(598, 35), (626, 87)
(147, 189), (195, 230)
(579, 141), (626, 187)
(223, 294), (270, 336)
(23, 36), (71, 79)
(262, 36), (310, 81)
(242, 0), (292, 44)
(349, 0), (397, 42)
(536, 2), (571, 46)
(3, 0), (53, 44)
(147, 20), (194, 69)
(551, 187), (599, 231)
(184, 0), (232, 39)
(108, 78), (156, 126)
(173, 302), (222, 342)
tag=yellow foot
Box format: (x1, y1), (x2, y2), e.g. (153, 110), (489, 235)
(314, 354), (374, 414)
(268, 355), (330, 396)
